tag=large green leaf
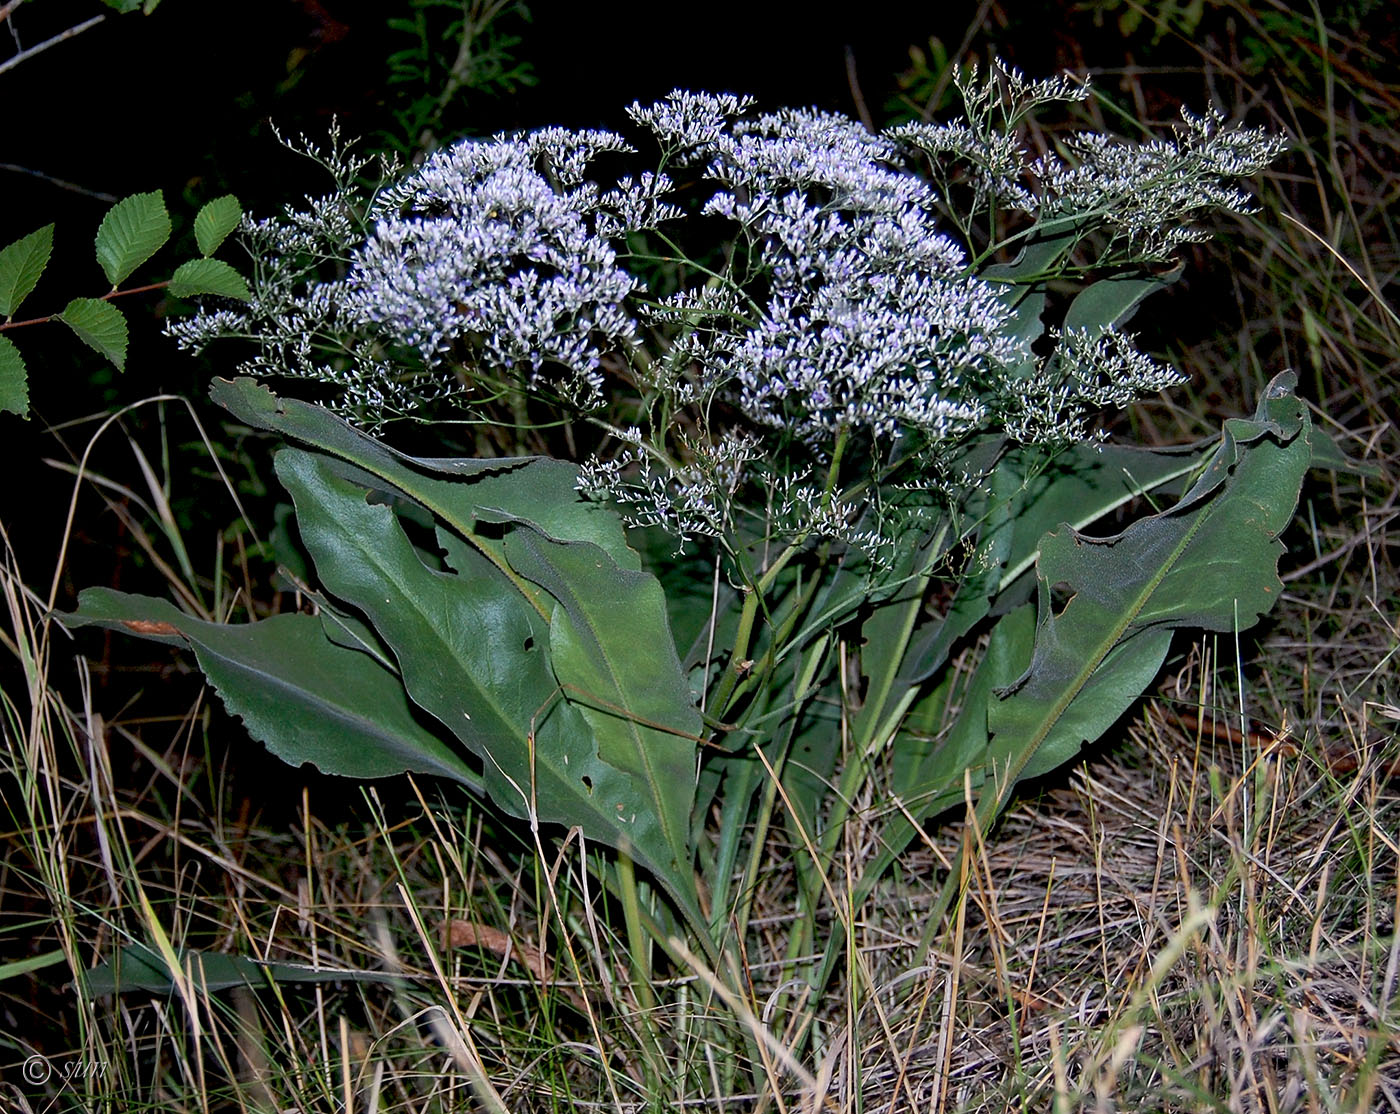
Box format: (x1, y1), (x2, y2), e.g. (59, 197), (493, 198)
(57, 297), (128, 370)
(1062, 269), (1177, 334)
(994, 440), (1205, 593)
(983, 370), (1311, 811)
(95, 191), (171, 287)
(503, 526), (701, 887)
(193, 194), (243, 256)
(59, 589), (479, 787)
(210, 377), (637, 572)
(982, 219), (1083, 374)
(0, 335), (28, 417)
(274, 448), (694, 899)
(0, 223), (53, 317)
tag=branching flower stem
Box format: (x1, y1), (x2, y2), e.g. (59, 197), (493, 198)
(711, 428), (851, 722)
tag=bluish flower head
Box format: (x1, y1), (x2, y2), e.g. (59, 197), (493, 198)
(332, 131), (641, 407)
(629, 102), (1027, 450)
(174, 75), (1281, 464)
(626, 91), (756, 158)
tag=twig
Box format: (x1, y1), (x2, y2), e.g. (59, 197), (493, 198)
(0, 14), (105, 77)
(0, 162), (118, 202)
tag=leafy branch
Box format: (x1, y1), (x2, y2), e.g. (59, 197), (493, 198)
(0, 191), (250, 417)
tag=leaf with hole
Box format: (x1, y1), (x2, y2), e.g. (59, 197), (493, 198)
(503, 524), (701, 895)
(981, 370), (1311, 818)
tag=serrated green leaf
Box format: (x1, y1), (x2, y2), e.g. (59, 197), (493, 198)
(95, 191), (171, 287)
(58, 589), (479, 787)
(57, 297), (128, 371)
(193, 195), (243, 256)
(0, 224), (54, 317)
(169, 258), (251, 301)
(0, 335), (29, 417)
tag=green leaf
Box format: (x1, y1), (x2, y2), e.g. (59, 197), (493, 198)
(0, 224), (54, 317)
(58, 589), (480, 788)
(983, 370), (1311, 813)
(87, 944), (401, 996)
(193, 195), (243, 256)
(982, 219), (1084, 375)
(995, 440), (1207, 594)
(503, 525), (701, 892)
(0, 949), (66, 983)
(273, 448), (690, 895)
(1062, 267), (1178, 334)
(209, 377), (638, 574)
(169, 258), (251, 301)
(57, 297), (128, 370)
(866, 602), (1034, 892)
(95, 191), (171, 287)
(0, 335), (29, 417)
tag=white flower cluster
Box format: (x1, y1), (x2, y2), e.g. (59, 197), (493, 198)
(168, 73), (1281, 548)
(892, 60), (1091, 214)
(328, 130), (642, 409)
(891, 63), (1283, 262)
(1003, 326), (1186, 444)
(618, 99), (1029, 451)
(577, 428), (763, 543)
(1029, 107), (1288, 259)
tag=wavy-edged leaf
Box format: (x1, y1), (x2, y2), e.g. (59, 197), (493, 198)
(275, 449), (699, 909)
(503, 526), (701, 891)
(0, 224), (53, 317)
(193, 194), (243, 256)
(95, 191), (170, 287)
(0, 335), (28, 417)
(58, 589), (479, 787)
(982, 370), (1311, 814)
(210, 377), (636, 572)
(57, 297), (128, 370)
(169, 258), (251, 301)
(995, 440), (1206, 593)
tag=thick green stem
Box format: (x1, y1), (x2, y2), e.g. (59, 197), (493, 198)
(616, 851), (657, 1017)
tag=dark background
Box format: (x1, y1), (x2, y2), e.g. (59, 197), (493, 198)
(3, 1), (1090, 238)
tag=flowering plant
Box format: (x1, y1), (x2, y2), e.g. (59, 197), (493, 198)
(68, 64), (1309, 1008)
